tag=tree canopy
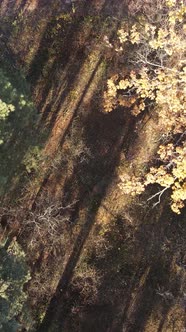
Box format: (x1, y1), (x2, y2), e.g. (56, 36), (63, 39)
(104, 0), (186, 213)
(0, 239), (30, 331)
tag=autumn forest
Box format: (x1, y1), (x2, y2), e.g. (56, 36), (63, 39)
(0, 0), (185, 331)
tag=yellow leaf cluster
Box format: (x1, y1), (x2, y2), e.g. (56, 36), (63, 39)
(144, 143), (186, 213)
(158, 144), (174, 161)
(107, 78), (117, 98)
(171, 182), (186, 214)
(112, 1), (186, 213)
(118, 29), (128, 44)
(103, 77), (118, 113)
(119, 174), (145, 196)
(145, 167), (173, 187)
(130, 25), (141, 44)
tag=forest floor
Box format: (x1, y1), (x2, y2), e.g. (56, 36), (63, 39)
(0, 0), (186, 331)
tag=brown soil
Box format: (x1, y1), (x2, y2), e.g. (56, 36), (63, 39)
(0, 1), (186, 331)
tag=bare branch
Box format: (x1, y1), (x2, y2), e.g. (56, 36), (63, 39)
(147, 186), (169, 207)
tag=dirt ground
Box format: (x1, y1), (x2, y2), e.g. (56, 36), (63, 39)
(0, 0), (186, 331)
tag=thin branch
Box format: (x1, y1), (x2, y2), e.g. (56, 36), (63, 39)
(130, 57), (181, 73)
(147, 186), (169, 207)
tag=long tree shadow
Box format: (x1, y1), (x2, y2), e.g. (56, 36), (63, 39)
(72, 203), (186, 332)
(26, 0), (129, 207)
(26, 0), (96, 100)
(36, 19), (110, 125)
(26, 0), (126, 129)
(120, 207), (185, 332)
(37, 94), (136, 330)
(10, 0), (127, 136)
(29, 54), (104, 208)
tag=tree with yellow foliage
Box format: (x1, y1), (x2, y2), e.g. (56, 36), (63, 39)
(104, 0), (186, 213)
